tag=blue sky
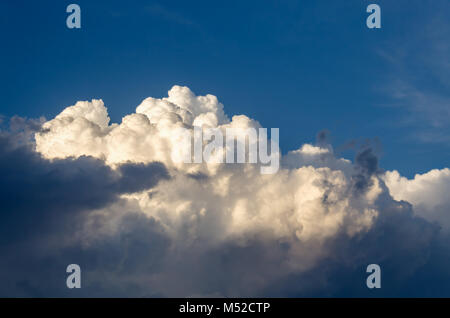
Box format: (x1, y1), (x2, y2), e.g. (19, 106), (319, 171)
(0, 0), (449, 177)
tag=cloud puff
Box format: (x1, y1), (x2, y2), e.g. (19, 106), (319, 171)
(34, 86), (381, 245)
(383, 168), (450, 230)
(0, 86), (449, 296)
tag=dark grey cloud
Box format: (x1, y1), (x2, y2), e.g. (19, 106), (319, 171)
(352, 146), (381, 194)
(257, 198), (442, 297)
(316, 129), (331, 147)
(0, 131), (168, 242)
(0, 124), (171, 296)
(0, 209), (170, 297)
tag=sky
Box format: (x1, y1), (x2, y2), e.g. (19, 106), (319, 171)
(1, 0), (449, 177)
(0, 0), (450, 297)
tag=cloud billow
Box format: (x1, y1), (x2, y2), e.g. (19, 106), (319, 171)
(0, 86), (449, 297)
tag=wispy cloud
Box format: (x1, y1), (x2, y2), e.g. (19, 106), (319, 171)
(144, 3), (195, 26)
(377, 3), (450, 145)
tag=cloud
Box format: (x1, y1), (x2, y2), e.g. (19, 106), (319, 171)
(0, 86), (449, 296)
(144, 3), (195, 27)
(0, 123), (170, 296)
(34, 86), (381, 245)
(383, 168), (450, 230)
(377, 2), (450, 145)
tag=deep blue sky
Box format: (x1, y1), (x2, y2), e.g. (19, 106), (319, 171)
(0, 0), (449, 177)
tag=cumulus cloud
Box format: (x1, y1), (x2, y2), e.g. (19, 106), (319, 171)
(383, 168), (450, 230)
(34, 86), (381, 245)
(0, 86), (449, 296)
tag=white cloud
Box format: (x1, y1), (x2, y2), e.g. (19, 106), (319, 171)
(26, 85), (448, 296)
(35, 86), (379, 245)
(383, 168), (450, 230)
